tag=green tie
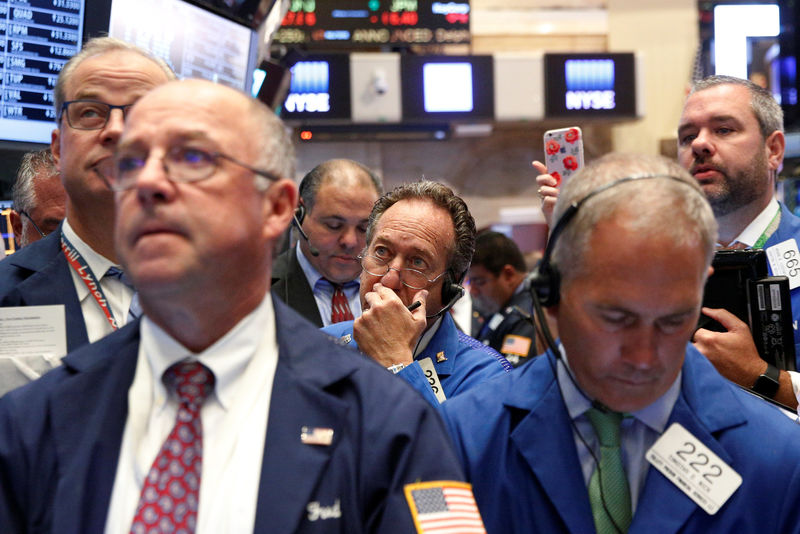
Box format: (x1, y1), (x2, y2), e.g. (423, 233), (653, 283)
(586, 407), (632, 534)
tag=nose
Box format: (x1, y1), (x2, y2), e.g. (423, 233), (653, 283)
(379, 259), (404, 290)
(338, 225), (360, 250)
(133, 152), (175, 205)
(621, 326), (659, 370)
(690, 129), (714, 157)
(101, 108), (126, 146)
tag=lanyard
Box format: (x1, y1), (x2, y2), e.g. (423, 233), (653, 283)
(60, 232), (121, 330)
(753, 206), (782, 249)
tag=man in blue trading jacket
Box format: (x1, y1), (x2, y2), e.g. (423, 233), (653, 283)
(538, 75), (800, 410)
(324, 181), (511, 407)
(444, 153), (800, 534)
(469, 231), (538, 367)
(0, 38), (175, 353)
(0, 80), (483, 534)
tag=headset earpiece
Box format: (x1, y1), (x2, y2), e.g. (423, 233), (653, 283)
(528, 260), (561, 307)
(295, 202), (306, 226)
(438, 269), (465, 315)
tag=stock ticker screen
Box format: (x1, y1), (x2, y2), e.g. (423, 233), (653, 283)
(273, 0), (470, 48)
(0, 0), (84, 143)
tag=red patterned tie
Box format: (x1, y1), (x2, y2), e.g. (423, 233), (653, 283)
(130, 362), (215, 534)
(331, 284), (354, 323)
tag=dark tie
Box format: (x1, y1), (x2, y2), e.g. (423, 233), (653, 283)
(129, 362), (215, 534)
(586, 406), (632, 534)
(330, 283), (354, 323)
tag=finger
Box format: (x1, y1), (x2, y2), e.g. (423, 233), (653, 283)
(700, 307), (748, 332)
(410, 289), (429, 318)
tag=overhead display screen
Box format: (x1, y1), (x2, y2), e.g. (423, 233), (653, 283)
(0, 0), (85, 144)
(273, 0), (470, 48)
(109, 0), (257, 92)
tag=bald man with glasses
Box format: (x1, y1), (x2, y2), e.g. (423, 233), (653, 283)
(0, 38), (175, 372)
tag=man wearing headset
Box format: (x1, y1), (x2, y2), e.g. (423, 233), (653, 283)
(272, 159), (382, 327)
(324, 181), (511, 407)
(443, 154), (800, 534)
(537, 76), (800, 410)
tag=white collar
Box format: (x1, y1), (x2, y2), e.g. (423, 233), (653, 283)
(725, 197), (779, 248)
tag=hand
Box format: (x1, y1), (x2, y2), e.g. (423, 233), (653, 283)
(353, 283), (428, 368)
(693, 307), (765, 385)
(533, 160), (559, 226)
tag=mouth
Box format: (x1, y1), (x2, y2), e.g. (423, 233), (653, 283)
(690, 164), (721, 183)
(133, 222), (184, 243)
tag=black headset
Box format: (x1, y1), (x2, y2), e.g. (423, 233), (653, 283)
(436, 269), (465, 317)
(528, 174), (696, 308)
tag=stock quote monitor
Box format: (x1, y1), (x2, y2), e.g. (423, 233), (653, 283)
(273, 0), (470, 49)
(108, 0), (258, 93)
(0, 0), (85, 144)
(400, 55), (493, 122)
(278, 54), (352, 122)
(544, 53), (638, 120)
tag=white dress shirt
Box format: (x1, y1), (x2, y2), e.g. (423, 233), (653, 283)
(62, 220), (134, 342)
(105, 292), (278, 533)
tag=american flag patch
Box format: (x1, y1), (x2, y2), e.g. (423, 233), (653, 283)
(404, 481), (486, 534)
(501, 334), (532, 357)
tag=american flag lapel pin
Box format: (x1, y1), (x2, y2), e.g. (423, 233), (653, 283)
(301, 426), (334, 446)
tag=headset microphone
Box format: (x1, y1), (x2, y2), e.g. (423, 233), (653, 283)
(292, 207), (319, 257)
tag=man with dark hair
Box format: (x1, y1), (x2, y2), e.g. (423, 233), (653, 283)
(447, 153), (800, 534)
(324, 180), (511, 407)
(272, 158), (382, 326)
(0, 79), (481, 534)
(9, 149), (65, 249)
(470, 231), (537, 367)
(0, 37), (175, 354)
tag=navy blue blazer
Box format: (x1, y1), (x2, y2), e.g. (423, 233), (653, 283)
(0, 225), (89, 352)
(441, 345), (800, 534)
(0, 299), (467, 533)
(766, 202), (800, 367)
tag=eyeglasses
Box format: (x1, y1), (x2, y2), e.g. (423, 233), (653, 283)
(59, 100), (133, 130)
(109, 145), (281, 192)
(17, 210), (46, 238)
(359, 254), (446, 290)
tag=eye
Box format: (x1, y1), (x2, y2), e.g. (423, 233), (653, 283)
(409, 256), (429, 271)
(678, 133), (696, 146)
(357, 223), (368, 233)
(599, 310), (634, 328)
(716, 127), (733, 135)
(373, 245), (390, 258)
(324, 222), (343, 231)
(174, 147), (214, 167)
(78, 103), (105, 118)
(657, 314), (691, 334)
(116, 155), (145, 174)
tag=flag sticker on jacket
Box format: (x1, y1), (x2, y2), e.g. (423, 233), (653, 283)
(501, 334), (532, 357)
(404, 481), (486, 533)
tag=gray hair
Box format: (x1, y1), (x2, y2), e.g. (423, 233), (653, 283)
(689, 75), (783, 138)
(299, 159), (383, 213)
(11, 148), (58, 213)
(54, 36), (176, 119)
(246, 95), (296, 184)
(366, 180), (476, 281)
(551, 153), (718, 284)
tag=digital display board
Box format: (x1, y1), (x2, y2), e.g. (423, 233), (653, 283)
(279, 53), (351, 121)
(0, 0), (85, 144)
(273, 0), (470, 48)
(109, 0), (257, 92)
(401, 54), (493, 121)
(544, 53), (637, 119)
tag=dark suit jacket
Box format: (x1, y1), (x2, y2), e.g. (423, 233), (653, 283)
(0, 225), (89, 352)
(0, 299), (466, 533)
(442, 345), (800, 534)
(271, 247), (323, 327)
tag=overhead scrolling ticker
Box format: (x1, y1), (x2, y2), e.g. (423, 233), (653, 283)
(274, 0), (470, 48)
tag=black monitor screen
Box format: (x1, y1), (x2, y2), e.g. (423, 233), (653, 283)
(0, 0), (86, 144)
(544, 53), (637, 119)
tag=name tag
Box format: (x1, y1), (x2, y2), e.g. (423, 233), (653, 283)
(418, 357), (446, 404)
(646, 423), (741, 515)
(766, 238), (800, 290)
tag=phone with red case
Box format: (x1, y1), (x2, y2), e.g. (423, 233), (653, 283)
(543, 127), (584, 187)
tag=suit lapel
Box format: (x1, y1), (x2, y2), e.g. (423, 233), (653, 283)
(12, 233), (88, 351)
(49, 324), (140, 533)
(507, 354), (596, 533)
(272, 248), (324, 327)
(253, 302), (354, 534)
(631, 348), (746, 534)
